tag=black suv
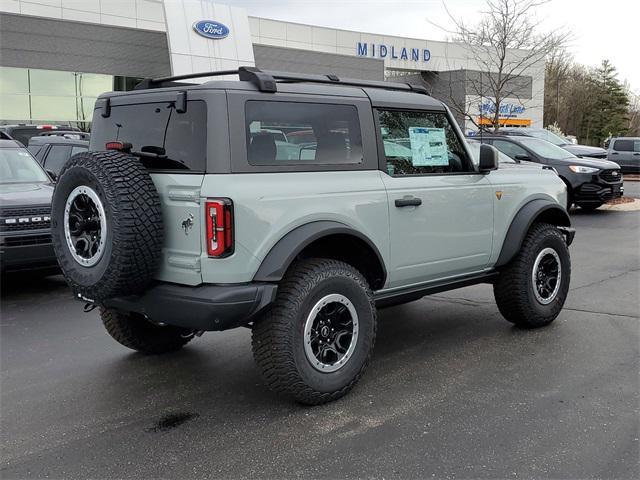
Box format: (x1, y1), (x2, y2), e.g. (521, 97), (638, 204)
(28, 132), (90, 179)
(0, 139), (58, 275)
(476, 135), (623, 210)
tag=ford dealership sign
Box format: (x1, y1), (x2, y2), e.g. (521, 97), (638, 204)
(193, 20), (229, 39)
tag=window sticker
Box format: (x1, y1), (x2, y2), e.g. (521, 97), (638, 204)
(408, 127), (448, 166)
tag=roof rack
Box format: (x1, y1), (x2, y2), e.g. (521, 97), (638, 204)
(134, 66), (428, 95)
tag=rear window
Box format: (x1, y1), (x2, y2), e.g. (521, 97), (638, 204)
(90, 100), (207, 171)
(245, 101), (363, 166)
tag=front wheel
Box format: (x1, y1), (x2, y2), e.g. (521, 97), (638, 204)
(252, 258), (376, 405)
(494, 223), (571, 328)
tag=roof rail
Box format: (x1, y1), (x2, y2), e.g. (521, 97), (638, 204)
(134, 66), (428, 95)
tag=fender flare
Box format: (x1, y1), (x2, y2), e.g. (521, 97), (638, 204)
(253, 221), (387, 284)
(495, 199), (571, 267)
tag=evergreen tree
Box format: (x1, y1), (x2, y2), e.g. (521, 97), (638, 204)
(588, 60), (629, 145)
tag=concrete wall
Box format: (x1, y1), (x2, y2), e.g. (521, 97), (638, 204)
(0, 12), (170, 77)
(253, 44), (384, 81)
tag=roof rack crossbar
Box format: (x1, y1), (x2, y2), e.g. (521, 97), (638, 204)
(134, 66), (428, 95)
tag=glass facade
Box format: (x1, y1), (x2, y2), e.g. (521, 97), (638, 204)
(0, 67), (140, 129)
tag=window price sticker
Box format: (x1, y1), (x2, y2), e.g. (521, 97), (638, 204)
(408, 127), (448, 166)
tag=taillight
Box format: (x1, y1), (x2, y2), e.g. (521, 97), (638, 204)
(205, 199), (234, 257)
(105, 141), (132, 151)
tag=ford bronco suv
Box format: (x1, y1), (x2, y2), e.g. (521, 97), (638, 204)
(50, 67), (574, 405)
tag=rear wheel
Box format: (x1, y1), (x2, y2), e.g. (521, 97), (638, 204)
(101, 308), (194, 354)
(494, 223), (571, 328)
(252, 258), (376, 405)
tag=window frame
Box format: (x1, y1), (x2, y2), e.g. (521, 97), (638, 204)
(492, 139), (531, 160)
(373, 107), (478, 177)
(227, 91), (378, 173)
(613, 139), (634, 152)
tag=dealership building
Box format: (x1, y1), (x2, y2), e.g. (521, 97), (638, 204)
(0, 0), (545, 133)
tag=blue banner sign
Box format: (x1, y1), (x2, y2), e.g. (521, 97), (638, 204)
(356, 42), (430, 62)
(193, 20), (230, 39)
(479, 101), (525, 116)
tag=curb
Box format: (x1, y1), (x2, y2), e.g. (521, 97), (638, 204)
(600, 198), (640, 212)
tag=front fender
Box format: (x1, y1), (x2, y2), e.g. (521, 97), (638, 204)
(495, 199), (571, 267)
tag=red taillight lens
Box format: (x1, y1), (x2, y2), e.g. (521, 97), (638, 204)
(105, 141), (132, 152)
(205, 199), (234, 257)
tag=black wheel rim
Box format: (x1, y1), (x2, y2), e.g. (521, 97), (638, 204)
(304, 294), (359, 372)
(63, 186), (107, 267)
(532, 247), (562, 304)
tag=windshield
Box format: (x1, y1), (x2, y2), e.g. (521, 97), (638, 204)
(518, 137), (576, 160)
(520, 129), (568, 146)
(0, 148), (50, 183)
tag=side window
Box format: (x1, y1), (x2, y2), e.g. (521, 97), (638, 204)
(71, 145), (88, 156)
(493, 140), (530, 160)
(377, 109), (473, 175)
(245, 101), (363, 165)
(613, 139), (634, 152)
(44, 145), (72, 175)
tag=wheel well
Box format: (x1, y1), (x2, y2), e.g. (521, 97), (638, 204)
(296, 234), (386, 290)
(532, 206), (571, 227)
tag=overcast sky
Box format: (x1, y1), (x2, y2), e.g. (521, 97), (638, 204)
(224, 0), (638, 93)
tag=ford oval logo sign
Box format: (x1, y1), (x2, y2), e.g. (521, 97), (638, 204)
(193, 20), (229, 39)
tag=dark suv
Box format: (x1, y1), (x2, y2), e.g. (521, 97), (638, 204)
(28, 132), (90, 179)
(0, 124), (81, 147)
(0, 139), (57, 275)
(476, 135), (623, 210)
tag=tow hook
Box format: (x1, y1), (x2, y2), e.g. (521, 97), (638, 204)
(557, 226), (576, 246)
(181, 330), (205, 339)
(83, 302), (98, 313)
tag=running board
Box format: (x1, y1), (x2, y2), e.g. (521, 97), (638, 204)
(374, 271), (499, 308)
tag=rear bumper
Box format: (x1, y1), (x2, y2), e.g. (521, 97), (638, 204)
(103, 282), (278, 331)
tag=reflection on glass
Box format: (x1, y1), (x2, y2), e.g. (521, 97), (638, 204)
(29, 69), (76, 96)
(30, 96), (77, 121)
(0, 67), (29, 94)
(77, 73), (112, 97)
(79, 97), (98, 122)
(0, 94), (30, 120)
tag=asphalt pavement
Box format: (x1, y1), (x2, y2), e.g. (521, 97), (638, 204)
(1, 209), (639, 479)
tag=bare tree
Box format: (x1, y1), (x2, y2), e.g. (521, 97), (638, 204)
(438, 0), (570, 131)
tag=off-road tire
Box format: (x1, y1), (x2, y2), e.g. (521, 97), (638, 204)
(51, 151), (162, 303)
(252, 258), (376, 405)
(494, 222), (571, 328)
(101, 308), (193, 354)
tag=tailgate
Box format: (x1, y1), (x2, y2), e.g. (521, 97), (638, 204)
(150, 173), (205, 286)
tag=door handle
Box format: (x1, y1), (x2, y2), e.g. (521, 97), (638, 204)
(395, 196), (422, 207)
(611, 152), (618, 154)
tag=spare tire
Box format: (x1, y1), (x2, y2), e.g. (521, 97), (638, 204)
(51, 150), (163, 303)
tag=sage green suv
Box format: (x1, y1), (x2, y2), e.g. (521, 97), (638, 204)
(50, 68), (574, 404)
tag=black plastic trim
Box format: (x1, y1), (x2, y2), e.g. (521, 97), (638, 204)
(253, 221), (387, 285)
(495, 199), (571, 267)
(375, 271), (498, 307)
(102, 282), (278, 331)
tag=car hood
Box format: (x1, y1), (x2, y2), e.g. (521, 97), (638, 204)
(550, 157), (620, 170)
(561, 144), (607, 157)
(0, 182), (54, 207)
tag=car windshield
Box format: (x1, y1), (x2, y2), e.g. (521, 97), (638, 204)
(518, 129), (568, 146)
(518, 138), (576, 160)
(0, 148), (50, 183)
(466, 140), (515, 163)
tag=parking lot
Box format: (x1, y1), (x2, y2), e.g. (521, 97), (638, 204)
(1, 208), (638, 479)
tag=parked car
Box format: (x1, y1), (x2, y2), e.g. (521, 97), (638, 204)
(606, 137), (640, 173)
(0, 124), (81, 147)
(0, 139), (58, 275)
(50, 67), (574, 405)
(499, 127), (608, 159)
(475, 135), (623, 210)
(28, 133), (90, 179)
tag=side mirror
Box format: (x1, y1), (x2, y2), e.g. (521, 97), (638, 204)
(46, 169), (57, 181)
(479, 144), (499, 172)
(514, 154), (531, 162)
